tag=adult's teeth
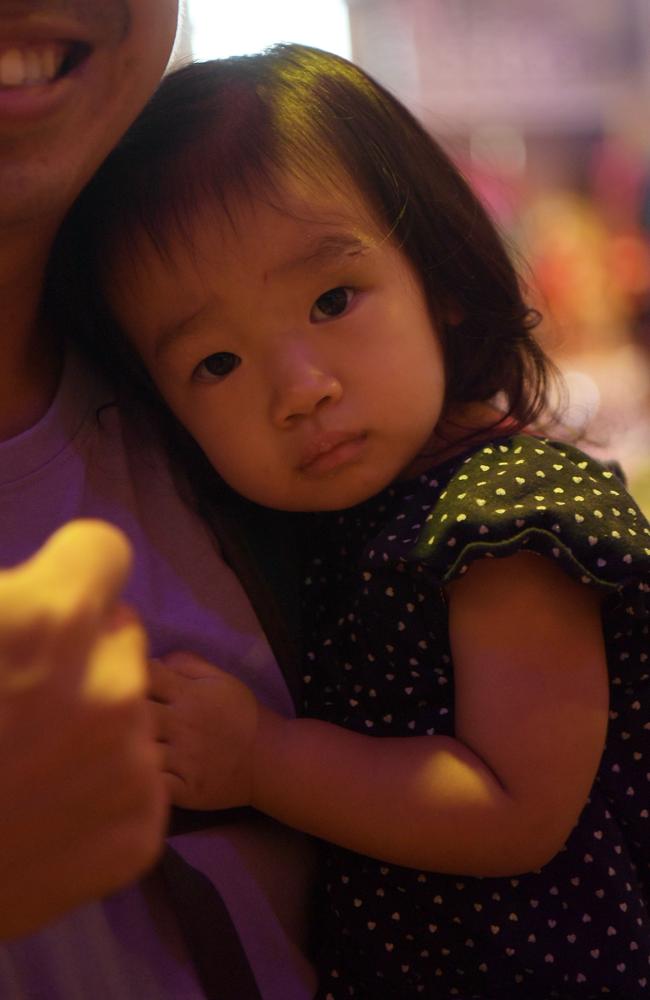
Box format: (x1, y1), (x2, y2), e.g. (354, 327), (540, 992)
(0, 46), (66, 88)
(25, 51), (43, 84)
(43, 48), (58, 79)
(0, 50), (24, 86)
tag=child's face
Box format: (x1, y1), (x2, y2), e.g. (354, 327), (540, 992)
(110, 179), (446, 511)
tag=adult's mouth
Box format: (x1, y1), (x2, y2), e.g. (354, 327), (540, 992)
(0, 39), (90, 88)
(0, 2), (129, 109)
(0, 21), (95, 121)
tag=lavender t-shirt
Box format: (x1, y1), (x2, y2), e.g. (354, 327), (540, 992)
(0, 353), (315, 999)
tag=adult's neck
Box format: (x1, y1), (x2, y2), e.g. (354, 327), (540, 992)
(0, 224), (63, 442)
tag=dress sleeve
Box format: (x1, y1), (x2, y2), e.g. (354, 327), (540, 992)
(407, 437), (650, 618)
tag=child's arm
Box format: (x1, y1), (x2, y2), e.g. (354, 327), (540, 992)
(151, 551), (608, 876)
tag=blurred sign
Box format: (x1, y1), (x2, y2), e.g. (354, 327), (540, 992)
(347, 0), (650, 129)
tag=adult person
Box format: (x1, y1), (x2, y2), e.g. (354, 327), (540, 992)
(0, 2), (314, 997)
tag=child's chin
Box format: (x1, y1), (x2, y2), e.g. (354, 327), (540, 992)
(238, 471), (394, 513)
(281, 484), (388, 513)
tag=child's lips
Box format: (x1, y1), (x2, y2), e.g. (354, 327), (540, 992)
(298, 431), (368, 475)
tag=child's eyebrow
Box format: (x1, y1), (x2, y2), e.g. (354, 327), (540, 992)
(271, 232), (372, 276)
(153, 233), (371, 359)
(154, 300), (217, 359)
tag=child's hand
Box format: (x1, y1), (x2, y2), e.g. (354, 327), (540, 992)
(148, 651), (261, 810)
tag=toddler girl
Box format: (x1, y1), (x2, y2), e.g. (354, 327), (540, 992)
(59, 46), (649, 999)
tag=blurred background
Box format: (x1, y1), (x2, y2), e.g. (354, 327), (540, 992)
(176, 0), (650, 513)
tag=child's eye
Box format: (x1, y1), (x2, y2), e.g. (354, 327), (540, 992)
(193, 352), (241, 381)
(311, 286), (354, 322)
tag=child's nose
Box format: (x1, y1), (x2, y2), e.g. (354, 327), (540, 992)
(270, 363), (343, 427)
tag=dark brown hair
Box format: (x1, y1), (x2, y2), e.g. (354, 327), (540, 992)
(49, 43), (556, 450)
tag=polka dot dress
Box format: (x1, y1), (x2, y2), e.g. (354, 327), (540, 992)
(302, 435), (650, 999)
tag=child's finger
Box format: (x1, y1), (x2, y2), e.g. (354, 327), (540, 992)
(146, 697), (172, 743)
(161, 650), (221, 680)
(148, 657), (182, 703)
(163, 770), (190, 807)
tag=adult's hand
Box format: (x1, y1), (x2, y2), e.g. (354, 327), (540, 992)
(0, 520), (168, 939)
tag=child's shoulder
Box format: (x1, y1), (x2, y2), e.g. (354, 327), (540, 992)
(400, 434), (650, 606)
(435, 433), (632, 511)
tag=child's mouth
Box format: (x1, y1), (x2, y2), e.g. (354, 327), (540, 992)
(299, 432), (368, 475)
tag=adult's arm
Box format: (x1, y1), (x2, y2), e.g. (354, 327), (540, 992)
(0, 520), (168, 939)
